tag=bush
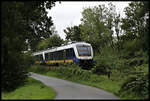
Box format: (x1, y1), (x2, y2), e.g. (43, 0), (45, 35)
(2, 53), (28, 92)
(22, 51), (35, 70)
(2, 50), (36, 92)
(122, 39), (142, 53)
(29, 65), (49, 73)
(48, 64), (92, 81)
(92, 46), (121, 78)
(119, 64), (149, 99)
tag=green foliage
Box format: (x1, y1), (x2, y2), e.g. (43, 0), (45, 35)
(51, 65), (92, 81)
(80, 5), (110, 52)
(29, 65), (49, 74)
(36, 39), (49, 51)
(22, 51), (35, 69)
(92, 46), (121, 77)
(1, 1), (56, 92)
(2, 53), (28, 92)
(119, 49), (148, 69)
(121, 1), (149, 52)
(122, 38), (143, 53)
(30, 64), (92, 81)
(36, 34), (64, 50)
(80, 3), (121, 53)
(22, 1), (56, 51)
(64, 25), (82, 41)
(119, 64), (148, 99)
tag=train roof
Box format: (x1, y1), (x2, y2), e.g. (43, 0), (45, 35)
(32, 41), (91, 56)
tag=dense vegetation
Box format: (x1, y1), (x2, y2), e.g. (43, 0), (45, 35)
(36, 34), (64, 51)
(2, 1), (56, 92)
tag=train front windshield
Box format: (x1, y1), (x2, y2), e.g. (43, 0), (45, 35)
(76, 45), (91, 56)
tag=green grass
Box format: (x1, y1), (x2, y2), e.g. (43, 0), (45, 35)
(2, 77), (56, 100)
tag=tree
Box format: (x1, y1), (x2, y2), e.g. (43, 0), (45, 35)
(64, 25), (82, 41)
(1, 1), (56, 92)
(121, 1), (149, 52)
(80, 3), (120, 54)
(114, 14), (121, 51)
(21, 1), (56, 51)
(36, 34), (64, 51)
(105, 2), (119, 50)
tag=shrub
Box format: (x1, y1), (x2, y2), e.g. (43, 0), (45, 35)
(48, 64), (92, 81)
(30, 65), (49, 73)
(119, 64), (149, 99)
(122, 39), (142, 54)
(92, 46), (121, 78)
(22, 51), (35, 70)
(2, 53), (28, 92)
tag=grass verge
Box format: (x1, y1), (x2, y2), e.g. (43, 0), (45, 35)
(2, 77), (56, 100)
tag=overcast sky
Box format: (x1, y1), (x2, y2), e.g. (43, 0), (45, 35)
(47, 1), (131, 40)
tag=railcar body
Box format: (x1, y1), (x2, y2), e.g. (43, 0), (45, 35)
(32, 42), (93, 69)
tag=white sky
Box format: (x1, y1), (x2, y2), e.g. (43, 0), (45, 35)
(47, 1), (131, 40)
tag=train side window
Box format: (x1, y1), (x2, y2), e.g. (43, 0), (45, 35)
(59, 51), (61, 60)
(53, 52), (54, 60)
(69, 49), (71, 59)
(51, 52), (53, 60)
(70, 48), (72, 58)
(53, 52), (56, 60)
(48, 52), (50, 60)
(55, 51), (58, 60)
(66, 48), (74, 59)
(66, 49), (70, 59)
(57, 51), (59, 60)
(63, 50), (66, 60)
(72, 48), (75, 57)
(45, 53), (48, 61)
(60, 50), (63, 60)
(61, 50), (63, 60)
(68, 49), (70, 59)
(55, 51), (57, 60)
(66, 49), (69, 59)
(59, 51), (62, 60)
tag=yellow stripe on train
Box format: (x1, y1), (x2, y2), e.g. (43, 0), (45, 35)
(45, 59), (73, 64)
(65, 59), (73, 63)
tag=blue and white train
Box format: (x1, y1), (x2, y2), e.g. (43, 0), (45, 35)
(32, 42), (94, 69)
